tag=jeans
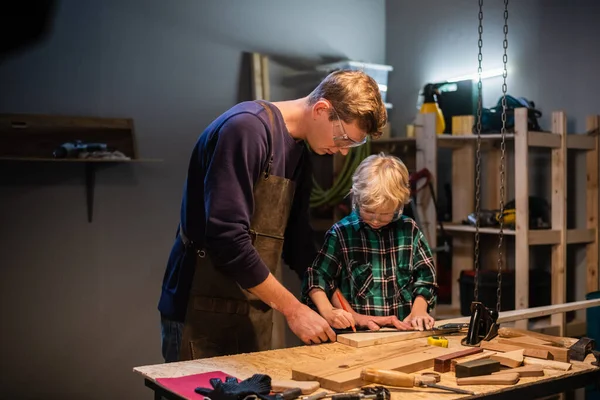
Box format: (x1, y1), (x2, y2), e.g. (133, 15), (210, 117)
(160, 315), (184, 363)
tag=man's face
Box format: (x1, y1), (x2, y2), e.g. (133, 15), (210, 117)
(307, 100), (367, 156)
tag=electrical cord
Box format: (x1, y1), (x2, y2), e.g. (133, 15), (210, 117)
(309, 138), (371, 209)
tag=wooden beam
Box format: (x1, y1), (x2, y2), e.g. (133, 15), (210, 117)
(567, 134), (596, 150)
(451, 116), (475, 310)
(514, 108), (530, 330)
(551, 111), (567, 335)
(415, 113), (437, 260)
(336, 299), (600, 347)
(527, 132), (561, 148)
(586, 115), (599, 293)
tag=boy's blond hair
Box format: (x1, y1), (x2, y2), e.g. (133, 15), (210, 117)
(351, 153), (411, 210)
(308, 69), (387, 139)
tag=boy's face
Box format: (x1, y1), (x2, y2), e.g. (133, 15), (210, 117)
(307, 100), (367, 156)
(359, 201), (402, 230)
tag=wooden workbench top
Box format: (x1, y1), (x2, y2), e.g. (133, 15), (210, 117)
(134, 335), (599, 399)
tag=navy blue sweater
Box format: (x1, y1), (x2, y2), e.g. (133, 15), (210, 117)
(158, 101), (317, 322)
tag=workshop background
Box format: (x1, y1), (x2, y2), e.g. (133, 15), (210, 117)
(0, 0), (598, 399)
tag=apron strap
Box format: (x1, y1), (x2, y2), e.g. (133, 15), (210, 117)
(254, 100), (275, 179)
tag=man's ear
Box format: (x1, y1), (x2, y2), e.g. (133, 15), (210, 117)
(311, 99), (330, 119)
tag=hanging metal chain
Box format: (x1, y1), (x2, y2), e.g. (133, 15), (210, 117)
(496, 0), (509, 315)
(473, 0), (484, 303)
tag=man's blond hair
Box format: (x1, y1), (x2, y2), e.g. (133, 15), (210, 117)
(351, 153), (411, 210)
(308, 69), (387, 138)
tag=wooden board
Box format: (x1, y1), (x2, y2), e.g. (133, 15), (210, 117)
(480, 340), (550, 360)
(336, 299), (600, 347)
(291, 346), (454, 392)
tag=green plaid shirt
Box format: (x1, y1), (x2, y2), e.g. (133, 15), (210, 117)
(302, 211), (437, 320)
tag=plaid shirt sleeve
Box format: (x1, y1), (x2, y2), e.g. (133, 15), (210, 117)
(411, 226), (438, 311)
(302, 229), (342, 302)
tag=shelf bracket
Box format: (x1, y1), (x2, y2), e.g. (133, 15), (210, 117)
(85, 163), (95, 223)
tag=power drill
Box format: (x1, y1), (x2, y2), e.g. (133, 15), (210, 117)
(53, 140), (108, 158)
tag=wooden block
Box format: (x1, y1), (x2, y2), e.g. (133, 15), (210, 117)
(490, 349), (524, 368)
(271, 380), (320, 394)
(455, 359), (501, 378)
(501, 336), (551, 346)
(481, 340), (551, 360)
(523, 356), (572, 371)
(291, 345), (454, 392)
(523, 349), (551, 360)
(450, 351), (496, 372)
(498, 325), (579, 347)
(433, 347), (483, 372)
(497, 338), (569, 362)
(492, 365), (545, 377)
(480, 341), (521, 353)
(456, 372), (520, 386)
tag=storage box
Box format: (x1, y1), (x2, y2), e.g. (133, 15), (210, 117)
(316, 61), (393, 103)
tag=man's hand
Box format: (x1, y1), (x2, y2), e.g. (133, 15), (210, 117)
(354, 314), (413, 331)
(284, 303), (337, 344)
(322, 308), (355, 329)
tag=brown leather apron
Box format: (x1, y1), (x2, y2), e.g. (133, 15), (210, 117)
(178, 101), (296, 360)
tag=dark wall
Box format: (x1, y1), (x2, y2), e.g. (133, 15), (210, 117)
(0, 1), (385, 398)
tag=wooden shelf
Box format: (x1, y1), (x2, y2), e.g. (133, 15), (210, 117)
(443, 224), (595, 246)
(415, 110), (599, 334)
(0, 113), (162, 222)
(433, 131), (595, 150)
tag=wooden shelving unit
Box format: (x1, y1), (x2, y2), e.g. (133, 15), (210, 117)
(0, 113), (162, 222)
(415, 109), (599, 335)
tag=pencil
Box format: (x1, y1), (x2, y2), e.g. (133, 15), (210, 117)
(336, 291), (356, 333)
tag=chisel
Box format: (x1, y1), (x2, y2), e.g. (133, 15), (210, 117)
(360, 368), (475, 395)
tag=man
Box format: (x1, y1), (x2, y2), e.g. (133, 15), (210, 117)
(158, 69), (387, 362)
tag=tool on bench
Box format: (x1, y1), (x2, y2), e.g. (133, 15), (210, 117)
(462, 301), (499, 347)
(333, 322), (468, 335)
(569, 337), (596, 362)
(310, 386), (390, 400)
(427, 335), (448, 347)
(360, 368), (475, 395)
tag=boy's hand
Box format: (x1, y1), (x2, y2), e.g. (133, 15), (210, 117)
(354, 314), (412, 331)
(403, 311), (435, 331)
(322, 308), (355, 329)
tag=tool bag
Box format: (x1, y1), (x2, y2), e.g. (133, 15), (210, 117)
(477, 95), (543, 133)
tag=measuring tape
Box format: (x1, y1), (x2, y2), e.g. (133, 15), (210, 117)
(427, 335), (449, 348)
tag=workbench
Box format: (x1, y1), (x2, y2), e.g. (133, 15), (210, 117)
(133, 335), (600, 400)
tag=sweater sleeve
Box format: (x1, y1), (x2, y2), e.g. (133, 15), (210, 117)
(203, 112), (271, 289)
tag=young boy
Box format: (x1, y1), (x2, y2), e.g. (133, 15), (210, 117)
(302, 153), (438, 332)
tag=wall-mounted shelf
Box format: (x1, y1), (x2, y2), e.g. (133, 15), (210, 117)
(0, 113), (162, 222)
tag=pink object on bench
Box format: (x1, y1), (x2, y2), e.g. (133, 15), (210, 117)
(155, 371), (237, 399)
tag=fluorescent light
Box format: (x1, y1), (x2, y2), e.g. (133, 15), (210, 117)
(445, 68), (505, 83)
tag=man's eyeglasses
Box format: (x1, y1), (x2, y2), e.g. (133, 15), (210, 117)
(330, 106), (367, 148)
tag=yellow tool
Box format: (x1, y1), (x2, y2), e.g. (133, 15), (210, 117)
(427, 335), (449, 348)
